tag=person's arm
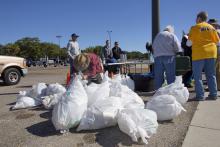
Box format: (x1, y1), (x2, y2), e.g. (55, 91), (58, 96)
(187, 27), (194, 47)
(100, 47), (105, 60)
(173, 35), (182, 53)
(67, 42), (74, 59)
(110, 48), (113, 58)
(119, 48), (123, 54)
(211, 29), (220, 44)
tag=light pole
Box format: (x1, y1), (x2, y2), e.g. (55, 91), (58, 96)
(152, 0), (160, 42)
(107, 30), (112, 48)
(56, 35), (62, 64)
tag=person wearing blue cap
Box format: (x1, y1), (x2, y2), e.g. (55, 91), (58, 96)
(67, 33), (81, 78)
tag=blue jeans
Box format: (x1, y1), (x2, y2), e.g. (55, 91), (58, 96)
(154, 56), (176, 90)
(69, 57), (75, 79)
(192, 58), (217, 99)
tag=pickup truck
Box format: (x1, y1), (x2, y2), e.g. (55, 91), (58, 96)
(0, 56), (28, 85)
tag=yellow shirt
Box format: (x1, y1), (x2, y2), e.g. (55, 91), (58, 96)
(189, 22), (220, 61)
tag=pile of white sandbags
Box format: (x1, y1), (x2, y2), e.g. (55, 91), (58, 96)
(12, 83), (47, 110)
(12, 83), (66, 110)
(12, 73), (190, 145)
(146, 95), (186, 121)
(146, 76), (189, 121)
(42, 83), (66, 109)
(153, 76), (189, 105)
(76, 73), (157, 144)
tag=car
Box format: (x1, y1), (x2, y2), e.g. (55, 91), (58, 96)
(0, 55), (28, 85)
(26, 59), (36, 67)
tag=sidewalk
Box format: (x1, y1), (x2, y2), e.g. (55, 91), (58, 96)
(182, 91), (220, 147)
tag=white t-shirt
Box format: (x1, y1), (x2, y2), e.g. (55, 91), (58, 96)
(67, 41), (80, 59)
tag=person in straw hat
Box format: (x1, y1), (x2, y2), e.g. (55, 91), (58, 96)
(73, 53), (103, 84)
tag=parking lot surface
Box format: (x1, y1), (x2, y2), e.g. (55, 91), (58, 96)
(0, 66), (198, 147)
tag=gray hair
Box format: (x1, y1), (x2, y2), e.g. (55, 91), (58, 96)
(164, 25), (175, 33)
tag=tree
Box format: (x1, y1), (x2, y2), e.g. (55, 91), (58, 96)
(0, 44), (4, 55)
(2, 43), (20, 56)
(83, 46), (102, 56)
(15, 37), (42, 59)
(126, 51), (146, 60)
(40, 42), (59, 58)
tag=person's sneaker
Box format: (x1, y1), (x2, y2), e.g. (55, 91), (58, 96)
(188, 97), (205, 102)
(206, 96), (218, 100)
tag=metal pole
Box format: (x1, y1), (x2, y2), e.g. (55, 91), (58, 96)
(107, 31), (112, 48)
(56, 35), (62, 64)
(152, 0), (160, 42)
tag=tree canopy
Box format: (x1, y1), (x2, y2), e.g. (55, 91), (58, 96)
(0, 37), (67, 60)
(0, 37), (148, 60)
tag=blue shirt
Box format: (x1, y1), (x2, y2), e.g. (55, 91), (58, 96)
(152, 31), (182, 58)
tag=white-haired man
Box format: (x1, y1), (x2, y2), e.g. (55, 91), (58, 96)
(152, 25), (182, 90)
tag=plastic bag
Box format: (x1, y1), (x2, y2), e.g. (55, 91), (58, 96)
(86, 80), (110, 107)
(52, 77), (88, 132)
(121, 75), (135, 91)
(110, 81), (144, 109)
(146, 94), (186, 121)
(77, 96), (122, 131)
(46, 83), (66, 96)
(154, 76), (189, 105)
(42, 93), (63, 109)
(12, 91), (41, 110)
(27, 83), (47, 99)
(117, 109), (158, 144)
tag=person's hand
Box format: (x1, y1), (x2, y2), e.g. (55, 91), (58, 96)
(82, 75), (88, 80)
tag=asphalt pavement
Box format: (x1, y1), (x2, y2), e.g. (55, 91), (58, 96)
(0, 66), (198, 147)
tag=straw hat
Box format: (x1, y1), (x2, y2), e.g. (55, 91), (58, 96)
(73, 53), (90, 72)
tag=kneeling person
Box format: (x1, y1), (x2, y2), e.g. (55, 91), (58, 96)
(73, 53), (103, 84)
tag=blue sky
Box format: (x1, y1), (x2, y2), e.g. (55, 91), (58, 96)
(0, 0), (219, 53)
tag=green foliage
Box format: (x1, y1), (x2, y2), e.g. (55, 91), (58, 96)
(1, 43), (20, 56)
(0, 37), (147, 60)
(0, 37), (67, 60)
(83, 46), (102, 56)
(126, 51), (147, 60)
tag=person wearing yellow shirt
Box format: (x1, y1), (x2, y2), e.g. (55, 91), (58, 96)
(188, 11), (220, 101)
(208, 19), (220, 91)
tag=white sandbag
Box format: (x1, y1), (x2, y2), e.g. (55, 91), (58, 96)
(12, 90), (42, 109)
(121, 75), (135, 91)
(102, 71), (110, 82)
(27, 83), (47, 99)
(42, 93), (63, 109)
(110, 81), (144, 109)
(86, 80), (110, 107)
(85, 83), (99, 104)
(154, 76), (189, 105)
(111, 73), (122, 83)
(46, 83), (66, 96)
(77, 96), (122, 131)
(12, 91), (42, 110)
(52, 77), (88, 132)
(117, 109), (158, 144)
(146, 95), (186, 121)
